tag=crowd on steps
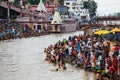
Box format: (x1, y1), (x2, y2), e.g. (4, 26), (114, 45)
(0, 23), (48, 41)
(45, 34), (120, 80)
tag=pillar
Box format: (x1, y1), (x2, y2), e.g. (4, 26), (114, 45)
(52, 25), (55, 31)
(57, 25), (60, 31)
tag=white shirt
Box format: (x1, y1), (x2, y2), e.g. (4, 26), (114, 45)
(51, 50), (54, 55)
(68, 46), (72, 55)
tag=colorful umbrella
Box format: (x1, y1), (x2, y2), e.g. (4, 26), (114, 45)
(94, 30), (110, 35)
(102, 32), (120, 41)
(111, 27), (120, 33)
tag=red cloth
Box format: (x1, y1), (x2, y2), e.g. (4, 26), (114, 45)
(77, 36), (81, 41)
(73, 40), (76, 45)
(113, 57), (118, 69)
(113, 46), (119, 52)
(109, 66), (115, 71)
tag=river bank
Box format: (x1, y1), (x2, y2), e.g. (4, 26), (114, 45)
(0, 31), (96, 80)
(63, 57), (120, 80)
(44, 32), (120, 80)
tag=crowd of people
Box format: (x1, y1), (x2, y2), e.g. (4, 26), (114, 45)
(45, 34), (120, 80)
(0, 22), (47, 41)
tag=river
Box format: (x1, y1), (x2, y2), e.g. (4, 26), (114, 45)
(0, 31), (95, 80)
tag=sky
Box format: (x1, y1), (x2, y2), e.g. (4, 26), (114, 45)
(94, 0), (120, 16)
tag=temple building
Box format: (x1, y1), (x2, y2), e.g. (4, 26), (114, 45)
(36, 0), (46, 12)
(51, 11), (62, 32)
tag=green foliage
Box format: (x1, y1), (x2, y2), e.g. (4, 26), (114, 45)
(13, 0), (20, 7)
(83, 0), (97, 18)
(28, 0), (39, 4)
(28, 0), (64, 4)
(28, 0), (48, 4)
(59, 0), (64, 5)
(117, 12), (120, 16)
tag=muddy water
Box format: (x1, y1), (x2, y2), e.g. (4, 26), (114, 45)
(0, 31), (95, 80)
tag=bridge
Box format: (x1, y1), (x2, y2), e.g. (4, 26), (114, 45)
(97, 16), (120, 21)
(80, 23), (120, 30)
(80, 16), (120, 30)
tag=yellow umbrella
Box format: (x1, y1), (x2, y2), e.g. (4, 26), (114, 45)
(94, 30), (110, 35)
(111, 28), (120, 33)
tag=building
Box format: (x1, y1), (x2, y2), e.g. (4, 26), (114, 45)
(14, 0), (50, 32)
(64, 0), (90, 21)
(51, 11), (62, 32)
(57, 6), (68, 15)
(49, 10), (79, 33)
(64, 0), (77, 13)
(45, 1), (57, 13)
(96, 16), (120, 27)
(36, 0), (46, 12)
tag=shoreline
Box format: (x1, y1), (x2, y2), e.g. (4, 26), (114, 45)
(63, 57), (120, 80)
(45, 32), (120, 80)
(0, 30), (84, 42)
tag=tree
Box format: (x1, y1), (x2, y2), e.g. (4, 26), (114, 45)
(28, 0), (39, 4)
(117, 12), (120, 16)
(58, 0), (64, 5)
(28, 0), (64, 5)
(83, 0), (97, 18)
(28, 0), (48, 4)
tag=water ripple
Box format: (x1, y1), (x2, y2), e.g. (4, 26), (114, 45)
(0, 31), (95, 80)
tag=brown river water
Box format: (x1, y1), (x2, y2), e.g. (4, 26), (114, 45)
(0, 31), (95, 80)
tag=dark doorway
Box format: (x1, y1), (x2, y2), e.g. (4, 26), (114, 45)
(37, 25), (41, 30)
(55, 26), (57, 31)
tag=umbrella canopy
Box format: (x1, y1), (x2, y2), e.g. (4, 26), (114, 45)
(94, 30), (110, 35)
(111, 27), (120, 33)
(102, 32), (120, 41)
